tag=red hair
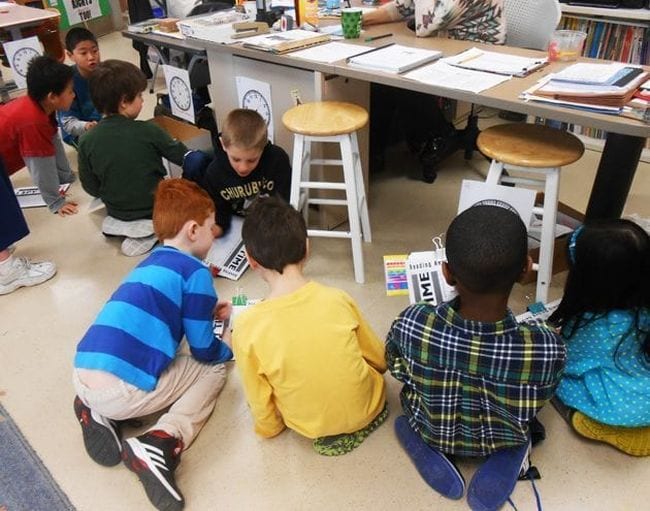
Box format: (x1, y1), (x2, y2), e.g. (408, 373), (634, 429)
(153, 179), (214, 241)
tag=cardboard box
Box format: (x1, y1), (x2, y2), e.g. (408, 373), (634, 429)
(521, 193), (584, 284)
(149, 115), (212, 178)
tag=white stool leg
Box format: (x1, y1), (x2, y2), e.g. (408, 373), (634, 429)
(485, 160), (505, 185)
(290, 134), (304, 209)
(340, 134), (364, 284)
(351, 132), (371, 243)
(535, 168), (560, 303)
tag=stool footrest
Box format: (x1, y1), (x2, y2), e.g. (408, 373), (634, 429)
(307, 229), (351, 239)
(308, 198), (347, 207)
(300, 181), (346, 191)
(309, 158), (344, 166)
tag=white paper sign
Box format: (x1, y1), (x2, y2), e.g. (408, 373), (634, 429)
(62, 0), (102, 25)
(236, 76), (274, 143)
(2, 37), (42, 90)
(458, 180), (536, 227)
(163, 65), (195, 124)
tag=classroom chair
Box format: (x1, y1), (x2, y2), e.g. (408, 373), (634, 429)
(477, 123), (584, 303)
(282, 101), (371, 284)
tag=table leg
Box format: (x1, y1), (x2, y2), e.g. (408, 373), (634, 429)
(584, 133), (645, 221)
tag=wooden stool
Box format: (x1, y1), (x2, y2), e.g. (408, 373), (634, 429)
(282, 101), (370, 283)
(477, 123), (584, 303)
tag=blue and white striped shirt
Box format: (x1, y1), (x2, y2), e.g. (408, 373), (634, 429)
(75, 246), (232, 391)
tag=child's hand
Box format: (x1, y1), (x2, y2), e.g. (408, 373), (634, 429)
(84, 121), (98, 131)
(57, 201), (79, 216)
(215, 300), (232, 320)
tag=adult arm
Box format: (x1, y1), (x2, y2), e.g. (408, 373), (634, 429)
(363, 0), (412, 25)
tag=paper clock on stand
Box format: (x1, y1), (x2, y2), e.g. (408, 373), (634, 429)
(163, 65), (195, 124)
(2, 37), (42, 90)
(236, 76), (274, 143)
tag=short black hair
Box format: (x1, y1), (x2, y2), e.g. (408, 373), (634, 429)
(242, 196), (307, 274)
(446, 205), (528, 294)
(26, 56), (74, 103)
(89, 60), (146, 114)
(65, 27), (97, 52)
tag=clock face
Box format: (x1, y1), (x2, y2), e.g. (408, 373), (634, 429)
(242, 89), (271, 125)
(169, 76), (192, 111)
(12, 47), (40, 77)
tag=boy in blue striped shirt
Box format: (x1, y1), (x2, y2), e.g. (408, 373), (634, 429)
(73, 179), (232, 511)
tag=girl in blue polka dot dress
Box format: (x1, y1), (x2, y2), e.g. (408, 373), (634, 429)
(550, 219), (650, 456)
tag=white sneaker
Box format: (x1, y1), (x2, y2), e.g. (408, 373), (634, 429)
(121, 235), (158, 257)
(0, 257), (57, 295)
(102, 216), (154, 239)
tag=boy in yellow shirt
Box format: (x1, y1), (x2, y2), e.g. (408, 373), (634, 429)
(232, 196), (387, 456)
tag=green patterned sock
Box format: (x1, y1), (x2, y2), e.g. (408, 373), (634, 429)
(313, 405), (389, 456)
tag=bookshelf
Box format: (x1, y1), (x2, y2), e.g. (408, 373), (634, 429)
(558, 5), (650, 162)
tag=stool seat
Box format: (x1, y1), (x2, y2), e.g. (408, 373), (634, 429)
(477, 124), (584, 168)
(282, 101), (369, 136)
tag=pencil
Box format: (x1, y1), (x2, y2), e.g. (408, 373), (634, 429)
(364, 33), (393, 42)
(346, 42), (395, 62)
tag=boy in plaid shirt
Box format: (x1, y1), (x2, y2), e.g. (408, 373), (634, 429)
(386, 204), (565, 510)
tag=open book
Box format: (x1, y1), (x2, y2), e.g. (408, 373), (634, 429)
(346, 43), (442, 74)
(242, 29), (330, 54)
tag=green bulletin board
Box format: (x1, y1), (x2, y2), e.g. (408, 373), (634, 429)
(46, 0), (112, 29)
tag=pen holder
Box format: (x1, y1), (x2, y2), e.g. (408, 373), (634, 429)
(548, 30), (586, 62)
(341, 8), (362, 39)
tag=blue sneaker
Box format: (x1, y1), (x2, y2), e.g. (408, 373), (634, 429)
(394, 415), (465, 499)
(467, 440), (531, 511)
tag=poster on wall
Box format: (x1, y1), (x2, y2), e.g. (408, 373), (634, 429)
(162, 65), (195, 124)
(235, 76), (274, 144)
(2, 37), (42, 90)
(46, 0), (112, 29)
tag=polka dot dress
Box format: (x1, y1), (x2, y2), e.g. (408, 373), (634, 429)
(557, 308), (650, 427)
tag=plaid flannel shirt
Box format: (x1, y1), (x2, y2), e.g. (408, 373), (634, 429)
(386, 299), (566, 457)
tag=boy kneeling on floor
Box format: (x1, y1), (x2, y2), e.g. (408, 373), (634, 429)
(73, 179), (232, 511)
(386, 204), (566, 510)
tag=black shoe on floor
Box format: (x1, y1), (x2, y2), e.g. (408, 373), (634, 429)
(73, 396), (122, 466)
(122, 430), (185, 511)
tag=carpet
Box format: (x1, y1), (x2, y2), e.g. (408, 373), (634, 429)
(0, 403), (75, 511)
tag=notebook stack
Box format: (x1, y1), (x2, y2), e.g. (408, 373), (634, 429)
(525, 62), (649, 109)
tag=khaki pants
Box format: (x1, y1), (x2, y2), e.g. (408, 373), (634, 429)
(73, 356), (227, 448)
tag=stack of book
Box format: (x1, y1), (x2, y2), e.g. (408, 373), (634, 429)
(524, 62), (649, 112)
(346, 44), (442, 74)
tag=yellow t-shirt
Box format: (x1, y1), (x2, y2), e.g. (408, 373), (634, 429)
(232, 281), (387, 439)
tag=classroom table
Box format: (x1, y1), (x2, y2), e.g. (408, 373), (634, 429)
(125, 22), (650, 220)
(0, 2), (59, 101)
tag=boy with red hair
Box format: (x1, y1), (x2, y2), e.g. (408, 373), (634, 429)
(73, 178), (232, 511)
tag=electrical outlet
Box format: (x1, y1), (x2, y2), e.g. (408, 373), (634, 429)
(290, 88), (302, 106)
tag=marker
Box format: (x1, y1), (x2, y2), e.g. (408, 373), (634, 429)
(364, 33), (393, 42)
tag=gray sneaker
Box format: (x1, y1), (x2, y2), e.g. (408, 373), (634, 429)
(102, 216), (154, 239)
(0, 257), (56, 295)
(121, 235), (158, 257)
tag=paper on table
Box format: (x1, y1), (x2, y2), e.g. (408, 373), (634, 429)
(150, 29), (186, 39)
(289, 41), (367, 63)
(405, 62), (510, 93)
(443, 47), (546, 77)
